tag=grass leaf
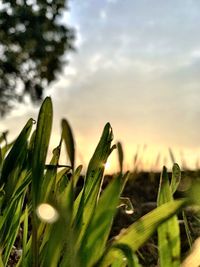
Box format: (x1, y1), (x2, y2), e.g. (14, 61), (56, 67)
(171, 163), (181, 195)
(79, 174), (122, 267)
(74, 123), (115, 244)
(117, 142), (124, 173)
(0, 119), (33, 198)
(61, 119), (75, 171)
(31, 97), (53, 267)
(32, 97), (53, 206)
(157, 166), (181, 267)
(102, 199), (186, 265)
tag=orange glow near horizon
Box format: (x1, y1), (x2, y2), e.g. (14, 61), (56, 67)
(3, 121), (200, 174)
(55, 134), (200, 174)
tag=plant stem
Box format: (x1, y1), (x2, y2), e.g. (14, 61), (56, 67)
(32, 213), (39, 267)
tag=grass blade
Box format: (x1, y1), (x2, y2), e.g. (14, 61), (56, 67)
(0, 131), (8, 144)
(169, 148), (175, 164)
(110, 244), (141, 267)
(74, 123), (115, 244)
(42, 180), (75, 267)
(181, 237), (200, 267)
(79, 174), (122, 267)
(32, 96), (53, 206)
(101, 199), (186, 265)
(61, 119), (75, 171)
(31, 97), (53, 267)
(21, 205), (29, 266)
(117, 142), (124, 173)
(171, 163), (181, 195)
(0, 119), (33, 198)
(182, 210), (193, 249)
(2, 196), (24, 266)
(0, 256), (4, 267)
(41, 143), (62, 202)
(157, 166), (181, 267)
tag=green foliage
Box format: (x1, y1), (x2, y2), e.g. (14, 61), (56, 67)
(157, 166), (181, 267)
(0, 0), (74, 115)
(61, 119), (75, 171)
(117, 142), (123, 173)
(0, 97), (197, 267)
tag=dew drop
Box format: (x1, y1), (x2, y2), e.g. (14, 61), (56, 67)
(125, 209), (134, 215)
(104, 161), (111, 170)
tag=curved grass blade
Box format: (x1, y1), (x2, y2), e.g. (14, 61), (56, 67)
(0, 255), (4, 267)
(26, 129), (36, 169)
(79, 175), (122, 267)
(83, 123), (115, 201)
(21, 205), (29, 267)
(188, 181), (200, 205)
(182, 210), (193, 249)
(0, 131), (8, 144)
(31, 97), (53, 267)
(118, 197), (134, 215)
(74, 123), (115, 244)
(42, 180), (75, 267)
(101, 199), (186, 266)
(74, 169), (104, 245)
(61, 119), (75, 171)
(56, 170), (70, 195)
(0, 119), (33, 189)
(120, 171), (130, 194)
(157, 166), (181, 267)
(0, 171), (31, 241)
(3, 144), (29, 203)
(111, 244), (141, 267)
(41, 143), (62, 202)
(0, 148), (2, 168)
(171, 163), (181, 195)
(181, 237), (200, 267)
(0, 141), (14, 160)
(2, 196), (24, 266)
(117, 142), (123, 173)
(32, 97), (53, 206)
(40, 169), (74, 267)
(72, 165), (83, 188)
(86, 123), (115, 182)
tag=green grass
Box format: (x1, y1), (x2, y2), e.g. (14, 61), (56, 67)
(0, 97), (199, 267)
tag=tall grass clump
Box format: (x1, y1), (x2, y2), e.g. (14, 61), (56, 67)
(0, 97), (199, 266)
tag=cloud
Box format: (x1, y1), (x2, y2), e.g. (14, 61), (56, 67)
(2, 0), (200, 170)
(99, 9), (107, 20)
(106, 0), (118, 3)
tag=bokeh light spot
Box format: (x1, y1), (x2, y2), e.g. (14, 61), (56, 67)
(36, 203), (59, 223)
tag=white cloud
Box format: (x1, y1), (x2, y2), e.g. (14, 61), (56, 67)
(190, 48), (200, 58)
(106, 0), (117, 3)
(100, 9), (107, 20)
(74, 25), (85, 48)
(64, 66), (77, 76)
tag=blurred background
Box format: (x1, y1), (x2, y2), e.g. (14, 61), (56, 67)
(1, 0), (200, 172)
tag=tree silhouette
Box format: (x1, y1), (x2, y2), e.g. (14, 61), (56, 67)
(0, 0), (74, 116)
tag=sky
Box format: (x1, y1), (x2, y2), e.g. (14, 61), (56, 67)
(1, 0), (200, 171)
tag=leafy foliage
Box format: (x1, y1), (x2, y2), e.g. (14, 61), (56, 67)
(0, 0), (74, 115)
(0, 97), (198, 267)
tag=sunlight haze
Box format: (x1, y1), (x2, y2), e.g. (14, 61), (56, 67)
(1, 0), (200, 172)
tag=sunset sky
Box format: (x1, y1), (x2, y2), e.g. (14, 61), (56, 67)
(1, 0), (200, 171)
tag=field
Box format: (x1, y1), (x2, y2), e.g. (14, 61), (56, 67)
(0, 97), (200, 267)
